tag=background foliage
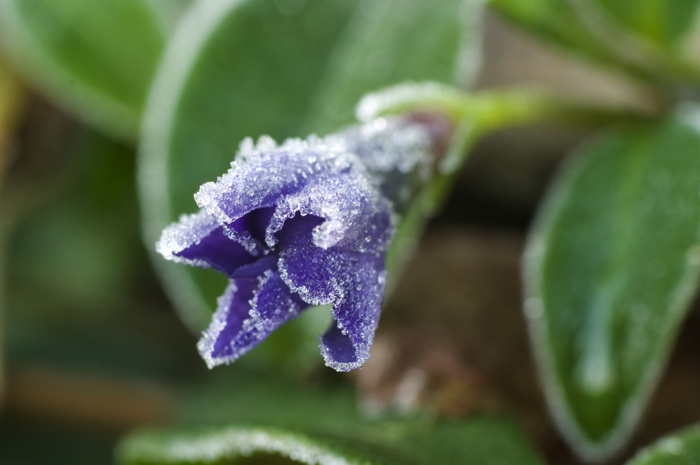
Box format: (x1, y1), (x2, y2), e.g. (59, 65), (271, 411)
(2, 0), (700, 464)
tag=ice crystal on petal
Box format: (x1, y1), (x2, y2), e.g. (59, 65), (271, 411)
(156, 118), (433, 371)
(337, 118), (432, 212)
(156, 210), (220, 266)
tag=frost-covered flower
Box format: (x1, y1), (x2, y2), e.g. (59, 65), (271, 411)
(157, 118), (432, 371)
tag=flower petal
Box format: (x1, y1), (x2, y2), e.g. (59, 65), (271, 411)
(230, 255), (277, 279)
(198, 278), (258, 367)
(277, 204), (391, 306)
(249, 269), (307, 326)
(319, 256), (387, 372)
(197, 270), (304, 368)
(156, 210), (255, 275)
(224, 207), (275, 254)
(266, 173), (394, 253)
(193, 136), (353, 225)
(278, 245), (346, 305)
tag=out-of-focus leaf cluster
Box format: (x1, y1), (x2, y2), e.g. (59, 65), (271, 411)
(491, 0), (700, 461)
(4, 0), (700, 464)
(119, 371), (544, 465)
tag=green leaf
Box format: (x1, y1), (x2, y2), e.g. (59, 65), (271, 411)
(139, 0), (483, 364)
(145, 0), (193, 34)
(596, 0), (700, 48)
(489, 0), (624, 69)
(524, 105), (700, 461)
(304, 0), (483, 134)
(627, 425), (700, 465)
(489, 0), (700, 85)
(8, 131), (141, 317)
(0, 0), (167, 139)
(118, 373), (544, 465)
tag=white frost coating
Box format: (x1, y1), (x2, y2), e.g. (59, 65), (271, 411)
(196, 283), (238, 368)
(197, 283), (268, 369)
(521, 147), (700, 462)
(157, 427), (357, 465)
(155, 210), (219, 267)
(220, 225), (260, 255)
(321, 357), (367, 372)
(524, 197), (637, 462)
(194, 134), (362, 228)
(355, 81), (457, 122)
(198, 270), (304, 368)
(277, 255), (343, 307)
(156, 115), (429, 371)
(193, 119), (428, 250)
(197, 282), (238, 368)
(319, 313), (376, 372)
(319, 344), (370, 373)
(247, 269), (276, 330)
(248, 269), (301, 330)
(340, 117), (432, 183)
(266, 174), (383, 251)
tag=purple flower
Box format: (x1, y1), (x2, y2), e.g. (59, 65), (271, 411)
(157, 119), (432, 371)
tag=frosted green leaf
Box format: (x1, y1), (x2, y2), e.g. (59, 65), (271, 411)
(118, 374), (544, 465)
(304, 0), (483, 134)
(627, 425), (700, 465)
(524, 104), (700, 461)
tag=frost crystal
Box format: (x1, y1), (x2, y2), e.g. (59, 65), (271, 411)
(156, 118), (432, 371)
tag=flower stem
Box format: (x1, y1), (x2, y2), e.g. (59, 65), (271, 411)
(461, 89), (653, 134)
(358, 83), (655, 142)
(368, 83), (654, 291)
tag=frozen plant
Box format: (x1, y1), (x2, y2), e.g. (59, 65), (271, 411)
(157, 118), (435, 371)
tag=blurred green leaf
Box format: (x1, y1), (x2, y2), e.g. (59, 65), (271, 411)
(4, 130), (199, 381)
(304, 0), (483, 134)
(0, 0), (166, 139)
(139, 0), (483, 368)
(627, 425), (700, 465)
(597, 0), (700, 48)
(490, 0), (700, 85)
(524, 105), (700, 461)
(145, 0), (192, 34)
(490, 0), (626, 71)
(9, 131), (140, 317)
(119, 373), (543, 465)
